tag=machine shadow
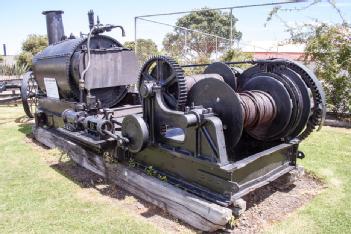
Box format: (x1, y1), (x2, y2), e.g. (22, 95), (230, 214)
(18, 123), (34, 137)
(49, 159), (187, 223)
(15, 126), (139, 206)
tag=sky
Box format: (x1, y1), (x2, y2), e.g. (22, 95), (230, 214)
(0, 0), (350, 55)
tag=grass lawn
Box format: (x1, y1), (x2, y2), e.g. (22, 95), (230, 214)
(0, 105), (350, 233)
(0, 106), (162, 233)
(267, 125), (351, 233)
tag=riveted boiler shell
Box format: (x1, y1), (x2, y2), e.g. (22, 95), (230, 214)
(33, 35), (138, 107)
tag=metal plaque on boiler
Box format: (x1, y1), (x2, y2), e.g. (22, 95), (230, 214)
(44, 77), (59, 99)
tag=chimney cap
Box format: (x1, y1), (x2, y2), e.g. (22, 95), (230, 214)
(42, 10), (64, 15)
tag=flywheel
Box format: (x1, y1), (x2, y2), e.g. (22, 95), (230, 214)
(21, 71), (38, 118)
(138, 56), (187, 110)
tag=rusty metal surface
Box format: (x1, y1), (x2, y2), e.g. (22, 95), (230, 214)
(239, 90), (277, 139)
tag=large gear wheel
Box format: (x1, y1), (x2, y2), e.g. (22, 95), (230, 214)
(238, 59), (326, 142)
(138, 56), (187, 111)
(273, 59), (326, 140)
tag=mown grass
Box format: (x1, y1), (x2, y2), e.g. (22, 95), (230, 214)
(0, 106), (161, 233)
(267, 126), (351, 233)
(0, 105), (350, 233)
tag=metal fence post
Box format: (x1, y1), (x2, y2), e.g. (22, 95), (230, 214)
(134, 17), (137, 55)
(230, 8), (233, 48)
(215, 36), (218, 59)
(184, 30), (187, 55)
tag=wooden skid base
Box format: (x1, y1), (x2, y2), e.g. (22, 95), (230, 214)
(33, 126), (232, 231)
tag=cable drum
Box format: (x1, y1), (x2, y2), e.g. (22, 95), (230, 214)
(239, 90), (277, 140)
(240, 75), (293, 141)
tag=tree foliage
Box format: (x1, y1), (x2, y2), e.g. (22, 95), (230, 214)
(162, 8), (242, 63)
(304, 24), (351, 113)
(266, 1), (351, 114)
(221, 49), (254, 69)
(183, 55), (212, 75)
(0, 55), (3, 63)
(124, 39), (159, 64)
(17, 34), (48, 68)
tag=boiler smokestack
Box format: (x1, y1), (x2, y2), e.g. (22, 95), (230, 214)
(42, 10), (65, 45)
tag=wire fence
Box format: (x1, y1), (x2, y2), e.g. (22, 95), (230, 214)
(134, 1), (302, 66)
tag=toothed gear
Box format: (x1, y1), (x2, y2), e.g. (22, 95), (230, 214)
(281, 60), (326, 140)
(138, 56), (187, 110)
(238, 58), (326, 142)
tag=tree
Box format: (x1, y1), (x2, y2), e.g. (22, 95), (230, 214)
(17, 34), (48, 68)
(162, 8), (242, 63)
(124, 39), (159, 64)
(303, 24), (351, 113)
(0, 55), (3, 63)
(266, 1), (351, 114)
(221, 49), (253, 69)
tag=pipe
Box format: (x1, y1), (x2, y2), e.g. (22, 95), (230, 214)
(116, 25), (126, 37)
(42, 10), (65, 45)
(79, 26), (95, 103)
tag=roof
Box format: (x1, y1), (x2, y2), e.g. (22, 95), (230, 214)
(247, 51), (305, 61)
(240, 41), (305, 53)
